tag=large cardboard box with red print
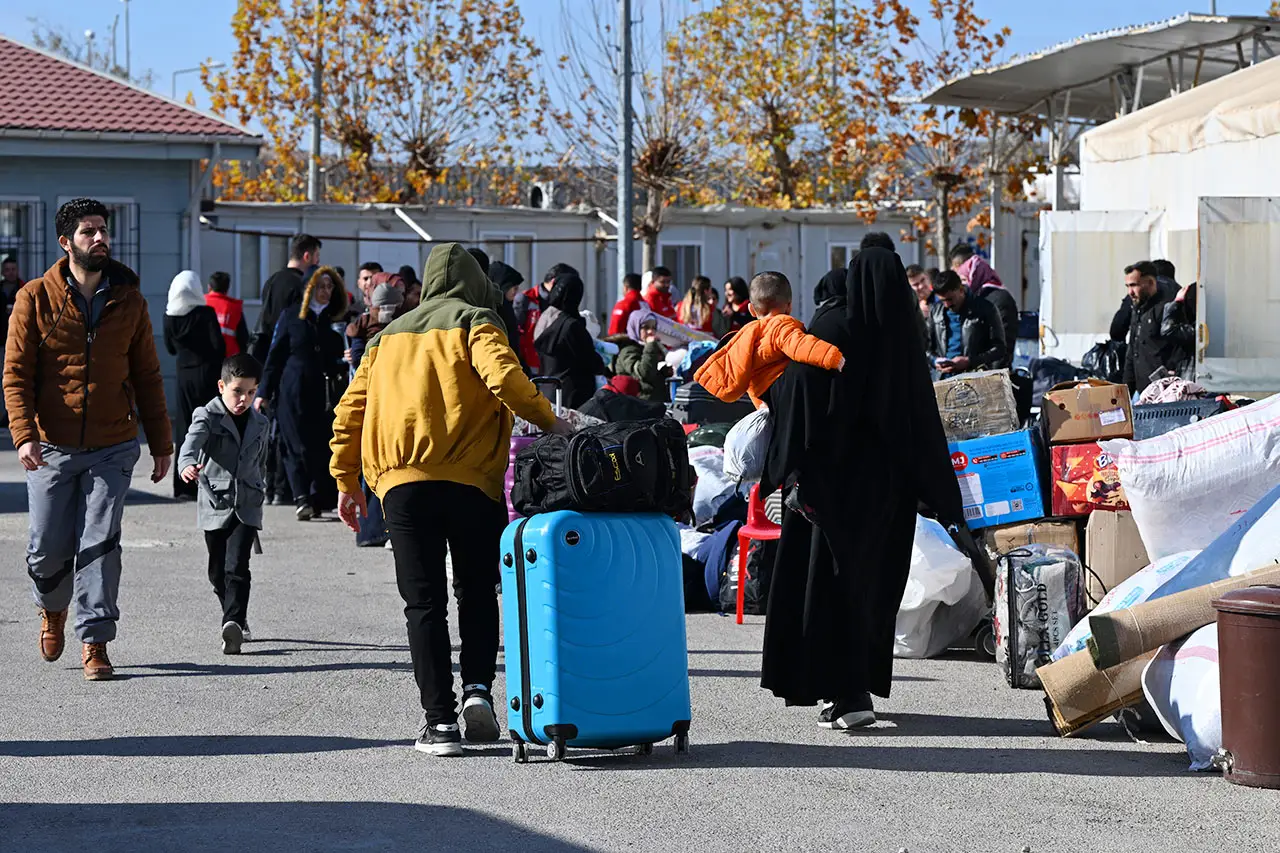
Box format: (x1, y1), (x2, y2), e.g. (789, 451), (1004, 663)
(948, 430), (1045, 530)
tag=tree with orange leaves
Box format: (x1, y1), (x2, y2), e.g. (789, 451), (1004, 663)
(676, 0), (900, 212)
(874, 0), (1041, 268)
(204, 0), (544, 203)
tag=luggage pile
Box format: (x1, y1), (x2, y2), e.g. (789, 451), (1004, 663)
(502, 415), (694, 763)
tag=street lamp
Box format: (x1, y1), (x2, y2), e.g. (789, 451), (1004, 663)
(172, 62), (225, 100)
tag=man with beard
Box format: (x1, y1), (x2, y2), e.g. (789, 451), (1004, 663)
(4, 198), (172, 681)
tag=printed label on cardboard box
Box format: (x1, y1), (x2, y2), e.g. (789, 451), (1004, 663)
(948, 430), (1046, 530)
(1098, 408), (1128, 427)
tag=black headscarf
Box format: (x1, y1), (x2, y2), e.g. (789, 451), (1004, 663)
(843, 248), (963, 523)
(812, 266), (849, 307)
(546, 273), (584, 315)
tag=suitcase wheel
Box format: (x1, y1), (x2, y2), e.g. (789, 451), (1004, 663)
(546, 738), (566, 762)
(675, 733), (690, 755)
(637, 742), (654, 756)
(512, 741), (528, 764)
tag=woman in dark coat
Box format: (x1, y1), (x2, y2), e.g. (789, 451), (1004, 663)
(258, 266), (349, 520)
(759, 248), (965, 730)
(533, 272), (605, 409)
(164, 270), (225, 499)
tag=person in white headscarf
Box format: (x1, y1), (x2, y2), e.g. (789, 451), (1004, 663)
(164, 270), (226, 498)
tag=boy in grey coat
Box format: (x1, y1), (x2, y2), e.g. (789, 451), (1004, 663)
(178, 354), (269, 654)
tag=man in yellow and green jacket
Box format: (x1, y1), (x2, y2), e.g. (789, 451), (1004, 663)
(331, 243), (570, 757)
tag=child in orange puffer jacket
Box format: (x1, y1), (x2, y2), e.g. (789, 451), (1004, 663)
(694, 271), (844, 408)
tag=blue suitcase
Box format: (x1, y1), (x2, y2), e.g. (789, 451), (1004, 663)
(501, 511), (692, 763)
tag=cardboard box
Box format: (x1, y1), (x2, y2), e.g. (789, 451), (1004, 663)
(987, 519), (1080, 559)
(1085, 510), (1149, 604)
(1043, 379), (1134, 445)
(1050, 443), (1130, 517)
(949, 430), (1045, 530)
(934, 369), (1020, 442)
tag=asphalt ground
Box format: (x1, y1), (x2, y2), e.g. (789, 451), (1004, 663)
(1, 445), (1277, 853)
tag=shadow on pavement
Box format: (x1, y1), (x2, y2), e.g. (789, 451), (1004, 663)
(566, 739), (1185, 777)
(0, 735), (397, 758)
(1, 802), (594, 852)
(0, 482), (173, 514)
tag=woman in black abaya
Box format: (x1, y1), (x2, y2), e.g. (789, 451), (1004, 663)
(759, 247), (965, 729)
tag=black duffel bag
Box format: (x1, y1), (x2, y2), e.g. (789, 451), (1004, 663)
(511, 418), (692, 516)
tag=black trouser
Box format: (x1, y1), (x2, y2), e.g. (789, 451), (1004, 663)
(382, 480), (506, 725)
(205, 519), (255, 627)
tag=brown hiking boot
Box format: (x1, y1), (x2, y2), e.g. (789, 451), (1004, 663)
(82, 643), (114, 681)
(39, 609), (67, 662)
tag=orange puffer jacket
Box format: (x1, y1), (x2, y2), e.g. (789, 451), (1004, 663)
(4, 258), (172, 455)
(694, 313), (843, 408)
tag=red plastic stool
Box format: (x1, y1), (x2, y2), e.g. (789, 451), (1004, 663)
(736, 484), (781, 623)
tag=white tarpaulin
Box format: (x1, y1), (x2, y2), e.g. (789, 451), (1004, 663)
(1196, 197), (1280, 393)
(1080, 57), (1280, 232)
(1038, 210), (1162, 364)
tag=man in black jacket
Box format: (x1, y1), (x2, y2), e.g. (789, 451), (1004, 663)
(1121, 260), (1183, 394)
(251, 233), (322, 364)
(926, 270), (1007, 376)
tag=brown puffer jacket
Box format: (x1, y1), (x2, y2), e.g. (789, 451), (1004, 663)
(4, 258), (172, 455)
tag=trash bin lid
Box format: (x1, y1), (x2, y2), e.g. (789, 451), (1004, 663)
(1213, 584), (1280, 617)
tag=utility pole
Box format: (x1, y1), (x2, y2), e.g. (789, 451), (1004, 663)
(616, 0), (634, 296)
(121, 0), (131, 79)
(307, 0), (324, 203)
(84, 30), (95, 68)
(111, 15), (119, 71)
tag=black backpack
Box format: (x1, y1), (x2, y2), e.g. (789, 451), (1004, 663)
(511, 418), (693, 516)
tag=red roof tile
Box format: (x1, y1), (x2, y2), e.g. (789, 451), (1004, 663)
(0, 36), (258, 140)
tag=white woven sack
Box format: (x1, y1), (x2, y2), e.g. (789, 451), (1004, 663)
(1099, 393), (1280, 561)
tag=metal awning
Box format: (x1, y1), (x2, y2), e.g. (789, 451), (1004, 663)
(919, 13), (1278, 121)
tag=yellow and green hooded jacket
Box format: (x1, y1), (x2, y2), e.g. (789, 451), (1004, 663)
(329, 243), (556, 501)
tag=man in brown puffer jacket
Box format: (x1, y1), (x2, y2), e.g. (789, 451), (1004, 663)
(3, 198), (172, 681)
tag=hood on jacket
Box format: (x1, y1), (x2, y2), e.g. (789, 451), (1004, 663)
(166, 270), (206, 317)
(813, 266), (849, 306)
(419, 243), (502, 311)
(43, 256), (140, 299)
(298, 265), (350, 320)
(489, 261), (524, 294)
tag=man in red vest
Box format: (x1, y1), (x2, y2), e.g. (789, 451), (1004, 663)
(608, 273), (644, 335)
(204, 271), (250, 357)
(643, 265), (677, 319)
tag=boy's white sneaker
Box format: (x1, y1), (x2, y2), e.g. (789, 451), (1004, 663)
(221, 621), (244, 655)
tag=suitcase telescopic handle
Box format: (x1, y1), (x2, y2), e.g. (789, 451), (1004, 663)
(532, 377), (563, 416)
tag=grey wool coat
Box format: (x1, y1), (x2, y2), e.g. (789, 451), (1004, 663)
(177, 396), (269, 531)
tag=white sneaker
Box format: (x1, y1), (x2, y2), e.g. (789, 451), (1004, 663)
(461, 686), (501, 743)
(414, 721), (463, 757)
(241, 623), (253, 643)
(221, 621), (244, 655)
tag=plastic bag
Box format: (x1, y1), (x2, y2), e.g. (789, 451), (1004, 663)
(1081, 340), (1126, 384)
(1100, 392), (1280, 560)
(1142, 623), (1222, 771)
(895, 516), (986, 659)
(1051, 551), (1199, 661)
(581, 309), (601, 340)
(723, 407), (772, 483)
(690, 445), (744, 526)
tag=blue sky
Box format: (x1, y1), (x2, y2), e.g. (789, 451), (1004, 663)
(0, 0), (1268, 116)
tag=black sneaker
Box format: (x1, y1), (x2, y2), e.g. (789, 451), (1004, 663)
(460, 686), (501, 743)
(220, 621), (244, 655)
(414, 720), (463, 757)
(295, 503), (316, 521)
(819, 693), (876, 730)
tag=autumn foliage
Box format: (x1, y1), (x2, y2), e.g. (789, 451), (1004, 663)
(205, 0), (543, 203)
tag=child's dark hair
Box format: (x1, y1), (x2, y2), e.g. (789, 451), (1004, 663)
(221, 353), (262, 384)
(208, 271), (231, 294)
(748, 271), (791, 315)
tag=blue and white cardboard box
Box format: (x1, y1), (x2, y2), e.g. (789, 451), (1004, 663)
(947, 430), (1045, 530)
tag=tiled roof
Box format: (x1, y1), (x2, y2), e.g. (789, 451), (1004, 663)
(0, 36), (258, 140)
